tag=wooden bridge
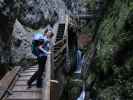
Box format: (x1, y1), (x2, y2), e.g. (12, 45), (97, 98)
(0, 13), (95, 100)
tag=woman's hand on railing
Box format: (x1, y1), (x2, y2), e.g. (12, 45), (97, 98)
(47, 51), (51, 55)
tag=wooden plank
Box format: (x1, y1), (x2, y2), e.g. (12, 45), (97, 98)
(24, 69), (37, 72)
(0, 66), (21, 99)
(42, 16), (69, 100)
(54, 54), (63, 63)
(42, 52), (52, 100)
(28, 67), (38, 70)
(13, 86), (41, 92)
(64, 15), (69, 37)
(15, 80), (27, 86)
(0, 66), (21, 87)
(20, 72), (35, 76)
(29, 65), (38, 68)
(8, 75), (19, 90)
(50, 80), (59, 100)
(18, 76), (31, 81)
(1, 72), (20, 100)
(64, 16), (71, 74)
(54, 56), (65, 70)
(7, 91), (41, 100)
(54, 39), (65, 47)
(24, 70), (37, 72)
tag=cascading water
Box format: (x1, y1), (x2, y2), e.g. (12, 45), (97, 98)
(77, 84), (86, 100)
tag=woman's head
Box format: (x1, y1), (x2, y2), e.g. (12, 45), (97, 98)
(44, 29), (54, 39)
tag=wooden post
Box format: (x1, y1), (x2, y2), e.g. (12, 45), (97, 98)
(50, 80), (59, 100)
(42, 51), (52, 100)
(64, 16), (71, 72)
(42, 50), (60, 100)
(42, 15), (70, 100)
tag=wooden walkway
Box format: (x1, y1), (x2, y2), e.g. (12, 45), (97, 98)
(8, 65), (42, 100)
(0, 15), (90, 100)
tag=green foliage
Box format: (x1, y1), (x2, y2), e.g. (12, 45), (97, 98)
(84, 0), (133, 99)
(83, 0), (96, 9)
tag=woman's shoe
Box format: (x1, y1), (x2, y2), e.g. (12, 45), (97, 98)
(36, 83), (42, 88)
(27, 81), (32, 88)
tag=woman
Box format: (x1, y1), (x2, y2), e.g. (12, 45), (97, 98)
(27, 30), (54, 88)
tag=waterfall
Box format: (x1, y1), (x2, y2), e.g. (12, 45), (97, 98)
(77, 84), (86, 100)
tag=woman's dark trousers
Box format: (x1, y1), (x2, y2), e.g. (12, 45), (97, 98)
(28, 56), (47, 87)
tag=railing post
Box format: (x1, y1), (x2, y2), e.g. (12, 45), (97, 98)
(64, 16), (71, 72)
(42, 51), (52, 100)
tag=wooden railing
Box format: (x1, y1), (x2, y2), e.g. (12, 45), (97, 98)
(42, 38), (67, 100)
(0, 66), (21, 100)
(42, 50), (52, 100)
(42, 40), (66, 99)
(42, 15), (70, 100)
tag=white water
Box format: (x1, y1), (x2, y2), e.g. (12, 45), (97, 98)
(77, 90), (86, 100)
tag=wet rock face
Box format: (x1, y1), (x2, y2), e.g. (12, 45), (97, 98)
(18, 0), (87, 28)
(0, 14), (13, 64)
(11, 20), (34, 64)
(0, 0), (19, 18)
(0, 0), (19, 64)
(18, 0), (64, 29)
(18, 0), (58, 29)
(63, 0), (87, 14)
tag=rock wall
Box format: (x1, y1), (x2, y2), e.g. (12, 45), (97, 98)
(11, 20), (34, 64)
(0, 0), (20, 77)
(0, 0), (19, 63)
(18, 0), (88, 29)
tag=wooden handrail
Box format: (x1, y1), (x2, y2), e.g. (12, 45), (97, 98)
(54, 54), (63, 63)
(0, 66), (21, 100)
(42, 51), (52, 100)
(54, 39), (65, 47)
(54, 56), (65, 71)
(54, 44), (66, 57)
(42, 15), (71, 100)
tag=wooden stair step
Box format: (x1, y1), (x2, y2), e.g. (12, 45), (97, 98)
(30, 65), (38, 68)
(24, 70), (37, 73)
(28, 68), (38, 70)
(13, 86), (41, 92)
(20, 72), (35, 76)
(21, 70), (37, 73)
(15, 80), (27, 86)
(7, 91), (41, 100)
(18, 76), (31, 81)
(22, 66), (38, 71)
(24, 69), (37, 72)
